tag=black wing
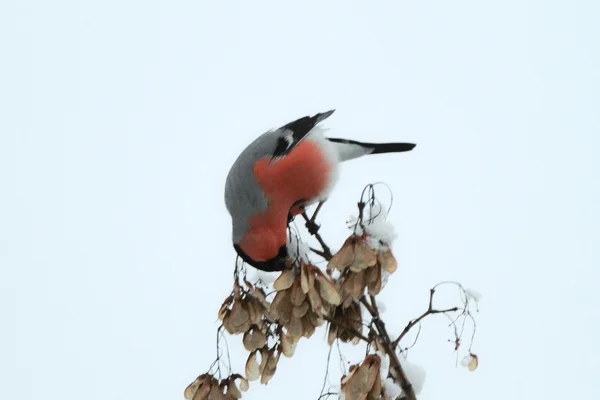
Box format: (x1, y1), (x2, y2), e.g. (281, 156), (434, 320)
(272, 109), (335, 157)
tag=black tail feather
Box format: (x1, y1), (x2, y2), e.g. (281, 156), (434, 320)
(369, 142), (416, 154)
(327, 138), (416, 154)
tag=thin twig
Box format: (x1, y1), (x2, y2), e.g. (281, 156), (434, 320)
(309, 247), (328, 259)
(318, 344), (335, 399)
(302, 211), (332, 260)
(390, 289), (459, 349)
(310, 200), (326, 224)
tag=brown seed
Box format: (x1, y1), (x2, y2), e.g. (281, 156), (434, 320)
(367, 266), (382, 295)
(258, 348), (269, 376)
(300, 263), (311, 294)
(207, 384), (227, 400)
(237, 377), (249, 392)
(184, 374), (210, 400)
(367, 374), (383, 400)
(269, 290), (293, 323)
(248, 286), (270, 309)
(242, 327), (267, 352)
(260, 350), (279, 384)
(226, 379), (242, 399)
(301, 313), (316, 338)
(315, 271), (342, 306)
(218, 296), (233, 320)
(345, 362), (370, 399)
(328, 236), (359, 270)
(292, 301), (310, 318)
(280, 332), (297, 357)
(352, 270), (367, 299)
(227, 301), (251, 334)
(273, 269), (295, 291)
(287, 316), (303, 338)
(362, 355), (381, 392)
(351, 238), (378, 269)
(245, 351), (261, 381)
(290, 275), (307, 306)
(307, 285), (323, 312)
(378, 249), (397, 273)
(245, 298), (264, 326)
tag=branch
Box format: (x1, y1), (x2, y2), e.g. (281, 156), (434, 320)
(360, 296), (417, 400)
(391, 289), (459, 349)
(302, 204), (333, 260)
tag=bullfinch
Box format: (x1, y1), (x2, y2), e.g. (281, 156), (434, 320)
(224, 110), (415, 272)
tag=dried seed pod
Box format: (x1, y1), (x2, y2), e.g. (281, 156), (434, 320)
(245, 298), (265, 326)
(328, 303), (363, 345)
(290, 275), (306, 306)
(260, 349), (280, 384)
(184, 374), (211, 400)
(367, 373), (383, 400)
(308, 309), (324, 327)
(299, 313), (315, 338)
(280, 331), (298, 357)
(248, 286), (270, 309)
(237, 376), (249, 392)
(292, 300), (310, 319)
(461, 353), (479, 371)
(300, 263), (312, 294)
(352, 270), (367, 299)
(344, 361), (370, 399)
(218, 295), (234, 320)
(377, 249), (397, 273)
(315, 270), (342, 306)
(227, 374), (248, 397)
(362, 354), (381, 392)
(273, 269), (295, 291)
(328, 236), (359, 270)
(226, 381), (242, 399)
(286, 316), (303, 338)
(269, 289), (293, 323)
(207, 384), (227, 400)
(366, 266), (383, 295)
(242, 326), (267, 352)
(258, 348), (269, 377)
(307, 285), (323, 312)
(245, 351), (261, 381)
(224, 301), (251, 334)
(349, 238), (377, 272)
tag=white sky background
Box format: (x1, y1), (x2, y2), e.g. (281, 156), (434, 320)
(1, 1), (599, 399)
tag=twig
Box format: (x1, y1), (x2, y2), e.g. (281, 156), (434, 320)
(318, 392), (338, 399)
(391, 289), (459, 349)
(310, 200), (326, 225)
(302, 209), (333, 260)
(309, 247), (328, 259)
(318, 344), (335, 399)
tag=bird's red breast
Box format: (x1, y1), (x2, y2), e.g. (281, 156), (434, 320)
(238, 139), (333, 262)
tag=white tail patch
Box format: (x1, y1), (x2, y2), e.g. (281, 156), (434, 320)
(304, 126), (341, 205)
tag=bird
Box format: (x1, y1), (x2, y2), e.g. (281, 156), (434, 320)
(224, 109), (416, 272)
